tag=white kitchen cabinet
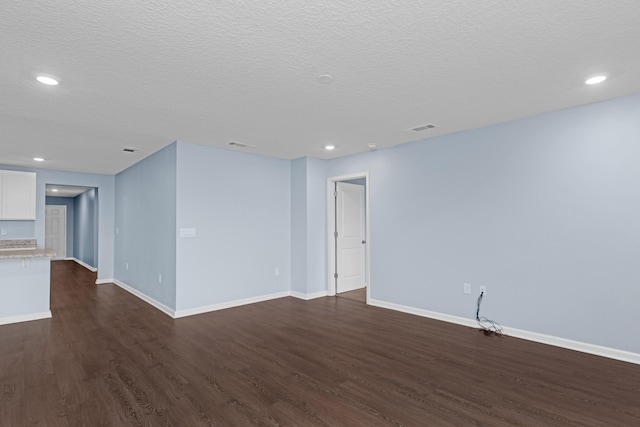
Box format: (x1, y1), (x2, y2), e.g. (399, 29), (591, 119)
(0, 170), (37, 220)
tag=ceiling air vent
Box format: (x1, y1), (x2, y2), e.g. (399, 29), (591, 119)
(228, 141), (256, 148)
(403, 123), (438, 134)
(123, 148), (136, 153)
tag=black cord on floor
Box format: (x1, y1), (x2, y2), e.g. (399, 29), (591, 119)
(476, 291), (503, 336)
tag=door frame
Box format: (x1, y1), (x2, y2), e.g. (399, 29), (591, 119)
(326, 172), (371, 302)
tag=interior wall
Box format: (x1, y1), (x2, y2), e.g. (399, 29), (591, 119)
(290, 157), (328, 296)
(45, 196), (75, 257)
(175, 141), (291, 312)
(323, 92), (640, 354)
(74, 188), (98, 268)
(290, 157), (308, 294)
(0, 220), (33, 239)
(114, 143), (177, 309)
(305, 157), (328, 295)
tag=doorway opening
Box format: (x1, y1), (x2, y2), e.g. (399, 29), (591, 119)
(45, 184), (99, 273)
(327, 172), (370, 303)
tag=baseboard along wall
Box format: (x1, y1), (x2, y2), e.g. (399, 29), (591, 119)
(0, 310), (52, 326)
(64, 257), (98, 272)
(368, 298), (640, 366)
(110, 279), (327, 319)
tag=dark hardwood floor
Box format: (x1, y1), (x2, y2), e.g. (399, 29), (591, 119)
(337, 287), (366, 303)
(1, 261), (639, 426)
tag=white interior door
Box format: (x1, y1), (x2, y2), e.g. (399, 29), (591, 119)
(45, 205), (66, 260)
(336, 182), (365, 293)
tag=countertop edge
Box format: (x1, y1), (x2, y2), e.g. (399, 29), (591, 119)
(0, 249), (56, 259)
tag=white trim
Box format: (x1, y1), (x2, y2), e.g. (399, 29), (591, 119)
(327, 172), (371, 301)
(174, 291), (291, 318)
(368, 298), (640, 366)
(502, 325), (640, 366)
(113, 279), (176, 318)
(291, 290), (328, 300)
(369, 298), (477, 328)
(65, 257), (98, 272)
(105, 280), (324, 319)
(0, 310), (52, 326)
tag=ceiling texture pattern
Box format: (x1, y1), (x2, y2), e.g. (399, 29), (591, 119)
(2, 1), (640, 174)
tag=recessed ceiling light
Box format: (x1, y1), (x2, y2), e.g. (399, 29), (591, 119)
(33, 157), (45, 162)
(325, 145), (335, 150)
(52, 189), (59, 192)
(317, 74), (334, 84)
(585, 75), (607, 85)
(36, 76), (59, 86)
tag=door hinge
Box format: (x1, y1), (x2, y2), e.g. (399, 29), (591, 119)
(334, 190), (338, 198)
(334, 231), (338, 238)
(334, 273), (338, 279)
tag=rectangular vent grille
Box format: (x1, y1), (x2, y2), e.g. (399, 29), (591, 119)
(228, 141), (256, 148)
(404, 123), (437, 134)
(123, 148), (136, 153)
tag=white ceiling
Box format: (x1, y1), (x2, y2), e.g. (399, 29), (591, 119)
(45, 184), (92, 198)
(2, 1), (640, 175)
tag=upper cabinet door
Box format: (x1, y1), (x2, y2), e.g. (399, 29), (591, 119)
(1, 170), (37, 220)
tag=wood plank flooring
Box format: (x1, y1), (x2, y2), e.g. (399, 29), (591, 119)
(1, 260), (639, 426)
(337, 287), (366, 303)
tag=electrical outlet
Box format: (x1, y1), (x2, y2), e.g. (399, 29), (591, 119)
(464, 283), (471, 294)
(1, 228), (7, 236)
(480, 286), (487, 295)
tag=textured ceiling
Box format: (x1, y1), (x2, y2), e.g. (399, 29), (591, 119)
(2, 1), (640, 174)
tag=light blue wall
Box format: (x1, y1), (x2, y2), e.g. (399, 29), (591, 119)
(305, 157), (328, 295)
(0, 220), (34, 240)
(114, 143), (177, 309)
(0, 258), (51, 319)
(74, 189), (98, 268)
(290, 158), (307, 294)
(45, 196), (75, 257)
(322, 93), (640, 354)
(175, 141), (291, 311)
(290, 157), (328, 295)
(0, 164), (115, 280)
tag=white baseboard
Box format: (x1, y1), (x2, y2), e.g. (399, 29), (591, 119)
(95, 278), (115, 285)
(0, 310), (52, 326)
(174, 291), (291, 318)
(113, 279), (176, 318)
(65, 257), (97, 272)
(369, 299), (478, 329)
(501, 325), (640, 366)
(290, 290), (329, 300)
(368, 298), (640, 366)
(111, 279), (295, 320)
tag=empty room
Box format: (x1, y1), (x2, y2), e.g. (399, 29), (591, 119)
(1, 2), (639, 425)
